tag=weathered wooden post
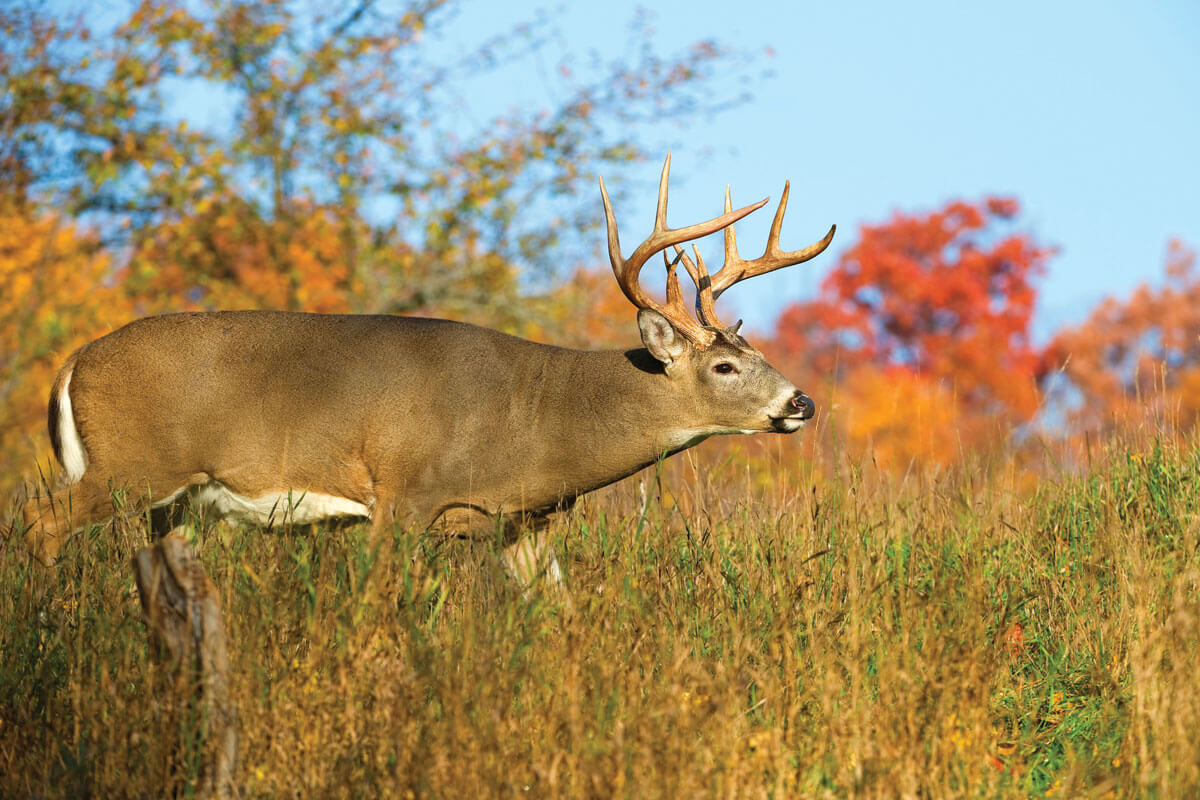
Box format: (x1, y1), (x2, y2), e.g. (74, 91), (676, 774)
(134, 533), (237, 799)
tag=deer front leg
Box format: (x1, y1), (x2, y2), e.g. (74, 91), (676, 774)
(398, 499), (571, 603)
(501, 515), (570, 608)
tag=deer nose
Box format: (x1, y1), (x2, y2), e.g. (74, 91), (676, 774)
(790, 391), (815, 420)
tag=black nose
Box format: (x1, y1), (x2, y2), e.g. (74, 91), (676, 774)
(790, 391), (815, 420)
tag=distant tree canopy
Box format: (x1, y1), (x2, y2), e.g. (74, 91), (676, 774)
(767, 198), (1054, 467)
(775, 197), (1051, 419)
(2, 0), (751, 319)
(1042, 239), (1200, 433)
(769, 195), (1196, 468)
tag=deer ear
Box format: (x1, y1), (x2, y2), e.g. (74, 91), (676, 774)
(638, 308), (689, 366)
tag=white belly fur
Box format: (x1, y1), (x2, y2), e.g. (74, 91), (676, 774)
(154, 481), (371, 525)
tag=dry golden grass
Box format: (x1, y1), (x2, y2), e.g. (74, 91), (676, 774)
(3, 431), (1199, 798)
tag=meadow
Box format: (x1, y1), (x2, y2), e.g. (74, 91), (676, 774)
(2, 428), (1199, 798)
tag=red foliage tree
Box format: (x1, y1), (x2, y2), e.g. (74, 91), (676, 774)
(775, 197), (1053, 420)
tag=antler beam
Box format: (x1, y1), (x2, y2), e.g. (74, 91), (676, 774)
(600, 154), (767, 347)
(673, 182), (836, 330)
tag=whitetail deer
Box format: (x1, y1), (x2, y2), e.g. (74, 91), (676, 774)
(21, 155), (833, 587)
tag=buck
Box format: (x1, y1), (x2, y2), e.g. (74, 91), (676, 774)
(21, 156), (834, 586)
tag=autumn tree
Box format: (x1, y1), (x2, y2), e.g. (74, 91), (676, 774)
(3, 0), (752, 325)
(0, 195), (135, 486)
(1041, 239), (1200, 433)
(771, 197), (1053, 468)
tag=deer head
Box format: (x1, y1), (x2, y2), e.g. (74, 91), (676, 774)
(600, 155), (835, 436)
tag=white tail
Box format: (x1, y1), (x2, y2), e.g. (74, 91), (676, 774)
(55, 369), (88, 483)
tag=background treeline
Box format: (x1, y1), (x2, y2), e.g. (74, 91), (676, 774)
(2, 0), (1196, 494)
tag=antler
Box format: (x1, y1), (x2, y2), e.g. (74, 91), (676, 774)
(673, 182), (837, 329)
(600, 154), (768, 348)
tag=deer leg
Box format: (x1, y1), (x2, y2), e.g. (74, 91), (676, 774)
(21, 475), (123, 565)
(134, 532), (237, 800)
(501, 530), (562, 588)
(369, 499), (395, 539)
(501, 515), (570, 608)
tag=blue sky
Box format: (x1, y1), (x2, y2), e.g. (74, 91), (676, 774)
(435, 1), (1200, 340)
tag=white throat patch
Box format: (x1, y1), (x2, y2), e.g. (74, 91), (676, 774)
(663, 426), (758, 452)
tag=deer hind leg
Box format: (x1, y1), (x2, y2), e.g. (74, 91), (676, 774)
(21, 474), (124, 565)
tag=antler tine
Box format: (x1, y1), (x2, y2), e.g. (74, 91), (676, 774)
(663, 249), (687, 309)
(669, 244), (725, 328)
(601, 154), (768, 347)
(653, 152), (672, 234)
(600, 174), (656, 311)
(708, 181), (837, 297)
(719, 185), (742, 301)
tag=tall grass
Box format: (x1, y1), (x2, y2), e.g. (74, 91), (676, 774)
(2, 431), (1199, 797)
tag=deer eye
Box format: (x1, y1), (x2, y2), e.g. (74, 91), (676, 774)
(713, 362), (736, 375)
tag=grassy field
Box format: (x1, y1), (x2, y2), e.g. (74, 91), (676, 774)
(2, 432), (1199, 798)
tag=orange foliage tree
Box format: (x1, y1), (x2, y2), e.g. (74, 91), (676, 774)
(1041, 239), (1200, 433)
(0, 196), (135, 486)
(4, 1), (753, 324)
(772, 197), (1053, 468)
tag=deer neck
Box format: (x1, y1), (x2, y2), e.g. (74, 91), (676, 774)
(526, 346), (716, 493)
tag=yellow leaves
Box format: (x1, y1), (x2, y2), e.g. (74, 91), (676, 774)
(129, 198), (357, 315)
(0, 200), (134, 494)
(8, 269), (33, 299)
(399, 12), (424, 32)
(941, 710), (973, 754)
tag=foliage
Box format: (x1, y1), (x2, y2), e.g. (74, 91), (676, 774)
(2, 0), (745, 314)
(1042, 239), (1200, 433)
(771, 197), (1054, 467)
(776, 197), (1050, 417)
(4, 432), (1200, 797)
(835, 364), (964, 470)
(0, 196), (134, 487)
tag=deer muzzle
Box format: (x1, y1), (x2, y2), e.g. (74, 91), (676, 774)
(769, 390), (815, 433)
(790, 391), (815, 421)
